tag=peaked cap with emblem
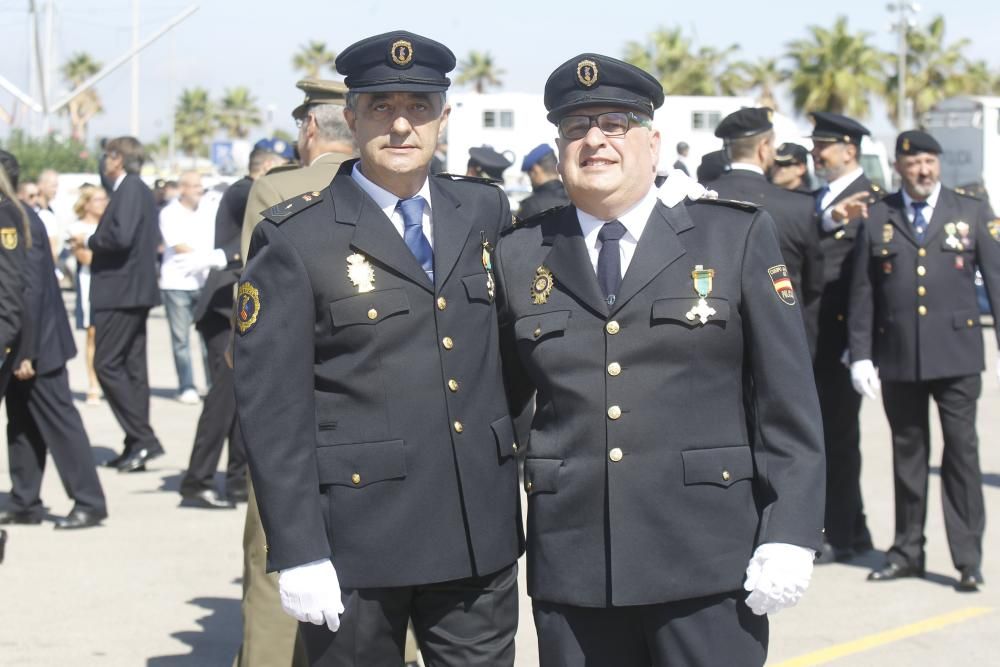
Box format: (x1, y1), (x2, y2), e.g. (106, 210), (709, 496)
(291, 78), (348, 118)
(715, 107), (774, 139)
(543, 53), (664, 122)
(775, 142), (809, 165)
(895, 129), (942, 156)
(810, 111), (870, 145)
(335, 30), (456, 93)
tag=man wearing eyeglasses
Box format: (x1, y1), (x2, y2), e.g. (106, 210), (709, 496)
(494, 54), (825, 665)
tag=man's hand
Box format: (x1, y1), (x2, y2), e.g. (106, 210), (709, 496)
(14, 359), (35, 381)
(850, 359), (881, 400)
(831, 191), (871, 223)
(173, 249), (227, 276)
(278, 559), (345, 632)
(744, 543), (814, 615)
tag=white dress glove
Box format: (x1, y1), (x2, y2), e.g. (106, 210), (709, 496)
(657, 169), (718, 206)
(278, 559), (346, 631)
(850, 359), (881, 400)
(744, 543), (814, 616)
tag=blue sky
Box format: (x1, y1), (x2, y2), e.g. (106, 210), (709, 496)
(1, 0), (998, 144)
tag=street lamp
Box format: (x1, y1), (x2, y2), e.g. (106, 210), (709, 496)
(888, 2), (920, 130)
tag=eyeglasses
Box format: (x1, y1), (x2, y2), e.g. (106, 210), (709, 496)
(557, 111), (651, 140)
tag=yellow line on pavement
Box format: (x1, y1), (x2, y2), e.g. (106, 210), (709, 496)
(771, 606), (993, 667)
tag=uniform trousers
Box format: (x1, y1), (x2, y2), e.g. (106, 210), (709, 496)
(532, 591), (767, 667)
(93, 307), (162, 455)
(881, 374), (984, 570)
(299, 562), (518, 667)
(4, 366), (107, 517)
(814, 356), (872, 550)
(180, 315), (246, 496)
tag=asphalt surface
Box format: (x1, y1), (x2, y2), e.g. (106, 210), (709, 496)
(0, 300), (997, 666)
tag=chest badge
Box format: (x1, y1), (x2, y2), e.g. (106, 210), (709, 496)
(944, 222), (962, 251)
(481, 232), (495, 302)
(686, 265), (717, 324)
(956, 221), (971, 248)
(532, 265), (555, 305)
(347, 253), (375, 293)
(882, 224), (894, 244)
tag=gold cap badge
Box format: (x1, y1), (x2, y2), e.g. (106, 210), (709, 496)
(576, 59), (598, 87)
(902, 137), (910, 152)
(391, 39), (413, 66)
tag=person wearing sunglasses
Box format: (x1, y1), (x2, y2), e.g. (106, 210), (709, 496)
(494, 53), (825, 666)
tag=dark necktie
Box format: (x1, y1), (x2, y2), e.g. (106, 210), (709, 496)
(397, 196), (434, 282)
(911, 201), (928, 244)
(597, 220), (627, 306)
(814, 185), (830, 216)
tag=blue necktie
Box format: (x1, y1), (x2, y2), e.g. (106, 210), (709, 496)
(597, 220), (627, 306)
(814, 185), (830, 216)
(912, 201), (928, 244)
(397, 196), (433, 282)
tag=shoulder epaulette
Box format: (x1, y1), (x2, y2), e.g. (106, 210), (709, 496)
(265, 163), (299, 176)
(261, 190), (324, 225)
(515, 204), (568, 228)
(868, 183), (889, 200)
(696, 197), (759, 212)
(434, 172), (503, 187)
(953, 185), (985, 201)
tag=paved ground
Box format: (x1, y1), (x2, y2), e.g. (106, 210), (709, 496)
(0, 299), (997, 666)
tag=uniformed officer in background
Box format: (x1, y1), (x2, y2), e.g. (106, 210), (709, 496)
(496, 53), (825, 666)
(810, 111), (881, 564)
(234, 31), (522, 666)
(770, 143), (812, 194)
(517, 143), (569, 219)
(0, 158), (26, 399)
(465, 145), (513, 181)
(847, 130), (997, 592)
(706, 108), (823, 353)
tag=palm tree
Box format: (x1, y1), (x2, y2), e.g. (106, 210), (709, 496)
(785, 16), (887, 118)
(60, 52), (103, 141)
(216, 87), (262, 139)
(455, 51), (504, 93)
(292, 41), (337, 79)
(733, 58), (787, 111)
(175, 87), (215, 161)
(624, 27), (741, 96)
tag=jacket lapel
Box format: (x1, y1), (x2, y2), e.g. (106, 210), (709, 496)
(885, 192), (916, 245)
(611, 201), (689, 315)
(923, 187), (958, 246)
(541, 208), (610, 318)
(428, 179), (474, 291)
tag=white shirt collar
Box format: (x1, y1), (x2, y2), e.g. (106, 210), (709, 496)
(729, 162), (765, 176)
(901, 181), (941, 212)
(825, 166), (865, 200)
(576, 187), (659, 246)
(113, 173), (126, 192)
(351, 162), (432, 217)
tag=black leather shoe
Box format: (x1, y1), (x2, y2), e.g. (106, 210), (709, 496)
(957, 567), (983, 592)
(0, 509), (43, 525)
(815, 541), (861, 564)
(117, 446), (164, 473)
(867, 561), (925, 582)
(180, 489), (236, 510)
(0, 528), (6, 563)
(101, 451), (129, 468)
(53, 509), (106, 530)
(226, 487), (249, 504)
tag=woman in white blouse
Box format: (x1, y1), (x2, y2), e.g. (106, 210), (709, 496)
(68, 185), (108, 405)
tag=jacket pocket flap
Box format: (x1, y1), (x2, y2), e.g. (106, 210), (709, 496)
(682, 445), (753, 487)
(514, 310), (571, 341)
(316, 439), (407, 488)
(652, 297), (729, 326)
(330, 288), (409, 327)
(871, 243), (897, 258)
(523, 458), (562, 495)
(462, 274), (493, 303)
(491, 415), (518, 460)
(952, 310), (980, 329)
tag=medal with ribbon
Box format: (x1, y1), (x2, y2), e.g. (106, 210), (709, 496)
(685, 265), (717, 325)
(481, 231), (495, 302)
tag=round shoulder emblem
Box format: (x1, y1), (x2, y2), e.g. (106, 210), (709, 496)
(576, 59), (598, 87)
(391, 39), (413, 67)
(237, 281), (261, 335)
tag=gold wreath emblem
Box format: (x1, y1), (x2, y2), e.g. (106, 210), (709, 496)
(391, 39), (413, 66)
(576, 59), (598, 87)
(237, 282), (261, 334)
(531, 266), (555, 305)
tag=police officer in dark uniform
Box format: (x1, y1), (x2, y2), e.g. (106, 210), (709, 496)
(234, 31), (522, 666)
(771, 143), (812, 194)
(496, 53), (825, 666)
(0, 162), (26, 400)
(848, 130), (998, 592)
(466, 145), (512, 181)
(707, 108), (823, 353)
(810, 111), (881, 563)
(517, 143), (569, 219)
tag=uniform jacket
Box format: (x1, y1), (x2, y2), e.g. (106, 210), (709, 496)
(194, 177), (251, 325)
(88, 174), (161, 311)
(707, 169), (824, 354)
(16, 208), (76, 374)
(815, 174), (882, 363)
(848, 187), (1000, 381)
(234, 160), (523, 588)
(496, 197), (826, 607)
(517, 179), (570, 219)
(0, 197), (26, 384)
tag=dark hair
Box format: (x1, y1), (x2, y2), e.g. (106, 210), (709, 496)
(535, 151), (558, 175)
(0, 149), (20, 189)
(105, 136), (145, 174)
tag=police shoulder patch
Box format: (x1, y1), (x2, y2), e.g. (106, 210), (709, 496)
(698, 197), (759, 212)
(237, 281), (261, 335)
(261, 190), (324, 225)
(768, 264), (796, 306)
(0, 225), (17, 250)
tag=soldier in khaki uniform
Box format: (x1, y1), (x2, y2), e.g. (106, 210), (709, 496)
(235, 78), (355, 667)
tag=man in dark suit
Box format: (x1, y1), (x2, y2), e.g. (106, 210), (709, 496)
(706, 108), (823, 353)
(234, 31), (522, 666)
(517, 143), (569, 219)
(0, 151), (107, 529)
(89, 136), (165, 473)
(496, 53), (825, 666)
(848, 131), (998, 592)
(809, 112), (882, 563)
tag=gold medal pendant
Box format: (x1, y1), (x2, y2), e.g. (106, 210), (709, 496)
(685, 265), (716, 325)
(481, 232), (495, 302)
(347, 253), (375, 293)
(944, 222), (962, 250)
